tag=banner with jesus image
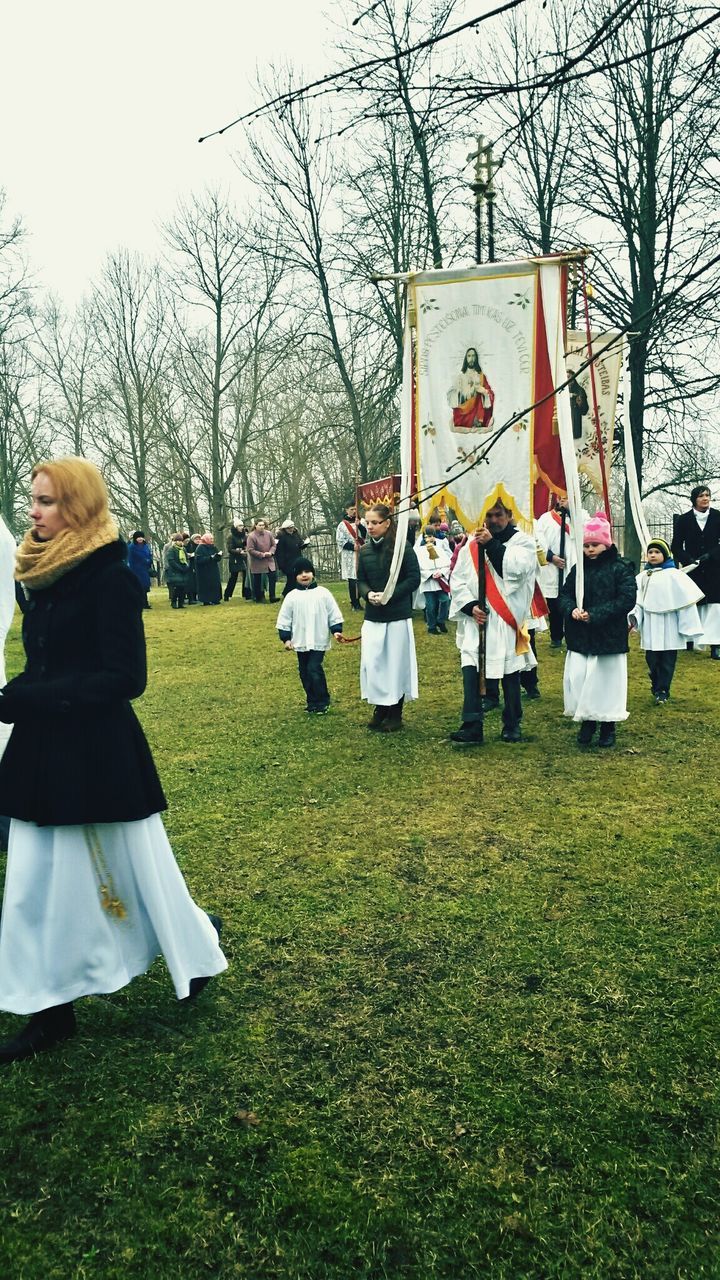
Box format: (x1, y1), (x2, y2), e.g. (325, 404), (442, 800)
(411, 261), (565, 531)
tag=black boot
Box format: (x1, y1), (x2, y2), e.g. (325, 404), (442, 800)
(379, 697), (404, 732)
(598, 722), (616, 748)
(367, 705), (388, 731)
(711, 646), (719, 660)
(449, 722), (484, 745)
(576, 720), (597, 745)
(181, 914), (223, 1003)
(0, 1003), (76, 1064)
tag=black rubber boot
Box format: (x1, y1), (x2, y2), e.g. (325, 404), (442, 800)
(0, 1003), (76, 1064)
(379, 697), (404, 732)
(711, 646), (719, 660)
(576, 720), (597, 745)
(598, 722), (616, 748)
(367, 706), (388, 731)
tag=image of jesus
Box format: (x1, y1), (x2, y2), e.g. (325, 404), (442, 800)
(451, 347), (495, 432)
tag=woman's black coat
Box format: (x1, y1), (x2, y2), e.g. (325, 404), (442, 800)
(559, 545), (637, 656)
(0, 540), (167, 826)
(225, 527), (247, 574)
(194, 543), (222, 604)
(357, 537), (421, 622)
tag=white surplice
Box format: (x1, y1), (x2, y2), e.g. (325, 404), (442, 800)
(449, 531), (538, 679)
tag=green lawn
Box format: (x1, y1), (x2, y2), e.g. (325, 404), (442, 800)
(0, 587), (717, 1279)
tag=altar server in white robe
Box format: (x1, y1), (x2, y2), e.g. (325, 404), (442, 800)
(358, 504), (420, 733)
(535, 497), (588, 647)
(335, 502), (364, 611)
(448, 499), (538, 744)
(630, 538), (703, 703)
(415, 533), (452, 633)
(276, 557), (344, 714)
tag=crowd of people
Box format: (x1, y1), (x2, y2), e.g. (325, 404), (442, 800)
(0, 458), (718, 1063)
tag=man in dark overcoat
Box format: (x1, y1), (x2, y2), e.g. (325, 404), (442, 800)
(671, 484), (720, 659)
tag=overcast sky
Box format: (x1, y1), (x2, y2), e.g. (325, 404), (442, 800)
(1, 0), (334, 302)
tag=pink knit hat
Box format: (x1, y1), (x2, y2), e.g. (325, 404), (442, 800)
(199, 532), (215, 545)
(583, 512), (612, 547)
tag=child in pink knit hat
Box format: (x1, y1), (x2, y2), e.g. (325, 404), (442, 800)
(558, 512), (637, 747)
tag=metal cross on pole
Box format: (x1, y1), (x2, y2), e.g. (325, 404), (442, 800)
(466, 135), (501, 264)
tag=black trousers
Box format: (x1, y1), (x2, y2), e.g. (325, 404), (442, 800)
(297, 650), (330, 710)
(348, 578), (359, 608)
(645, 649), (677, 695)
(225, 569), (246, 600)
(169, 584), (186, 608)
(546, 596), (564, 643)
(461, 665), (484, 725)
(475, 671), (522, 727)
(252, 571), (277, 602)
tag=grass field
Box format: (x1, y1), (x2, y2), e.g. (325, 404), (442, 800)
(0, 585), (718, 1279)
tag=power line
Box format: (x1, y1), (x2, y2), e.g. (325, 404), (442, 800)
(198, 0), (528, 142)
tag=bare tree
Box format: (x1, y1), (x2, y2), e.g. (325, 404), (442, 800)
(571, 0), (720, 560)
(34, 298), (100, 456)
(163, 192), (287, 542)
(92, 251), (172, 535)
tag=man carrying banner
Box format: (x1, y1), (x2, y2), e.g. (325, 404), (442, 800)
(535, 496), (588, 647)
(449, 500), (538, 744)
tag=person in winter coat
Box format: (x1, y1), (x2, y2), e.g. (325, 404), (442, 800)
(357, 504), (421, 732)
(127, 531), (153, 608)
(670, 484), (720, 658)
(246, 519), (278, 603)
(559, 512), (637, 748)
(224, 520), (248, 601)
(0, 457), (226, 1063)
(275, 520), (308, 596)
(194, 533), (222, 605)
(163, 533), (191, 609)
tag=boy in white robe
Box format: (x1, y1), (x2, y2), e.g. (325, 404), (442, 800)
(415, 533), (452, 633)
(630, 538), (704, 703)
(276, 558), (344, 714)
(448, 500), (538, 744)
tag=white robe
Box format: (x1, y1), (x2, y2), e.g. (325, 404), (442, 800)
(276, 585), (343, 652)
(335, 520), (360, 581)
(534, 508), (588, 599)
(0, 815), (227, 1014)
(414, 541), (451, 596)
(449, 531), (538, 679)
(564, 653), (628, 723)
(632, 567), (704, 650)
(360, 619), (418, 704)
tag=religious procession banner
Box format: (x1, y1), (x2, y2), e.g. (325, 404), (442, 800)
(356, 474), (402, 512)
(410, 261), (567, 531)
(564, 329), (623, 501)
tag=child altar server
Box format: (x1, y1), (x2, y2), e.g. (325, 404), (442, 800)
(415, 532), (452, 633)
(630, 538), (704, 703)
(559, 512), (637, 748)
(276, 558), (344, 714)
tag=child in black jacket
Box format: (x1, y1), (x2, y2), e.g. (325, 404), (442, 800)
(559, 513), (637, 748)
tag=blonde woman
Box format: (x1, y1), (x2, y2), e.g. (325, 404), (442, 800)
(0, 458), (226, 1062)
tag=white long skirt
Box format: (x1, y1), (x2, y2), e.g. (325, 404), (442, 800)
(698, 602), (720, 644)
(563, 652), (628, 723)
(0, 814), (227, 1015)
(360, 619), (418, 705)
